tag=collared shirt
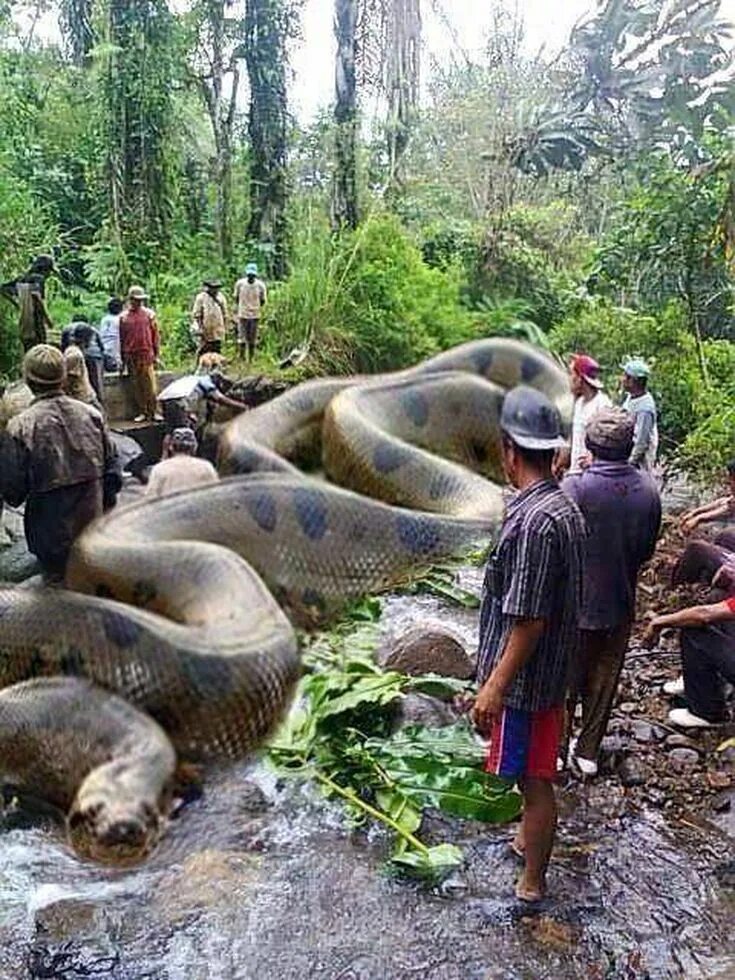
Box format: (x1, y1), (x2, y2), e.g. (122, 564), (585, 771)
(234, 277), (266, 319)
(623, 392), (659, 469)
(562, 461), (661, 631)
(192, 291), (228, 342)
(477, 479), (586, 711)
(569, 390), (612, 473)
(120, 306), (160, 364)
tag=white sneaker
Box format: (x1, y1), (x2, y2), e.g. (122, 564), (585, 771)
(667, 708), (717, 729)
(663, 677), (685, 696)
(133, 414), (146, 423)
(574, 756), (598, 777)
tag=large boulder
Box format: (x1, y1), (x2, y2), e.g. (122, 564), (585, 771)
(378, 625), (475, 680)
(393, 693), (458, 731)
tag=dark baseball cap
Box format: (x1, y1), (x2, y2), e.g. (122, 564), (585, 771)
(501, 386), (566, 451)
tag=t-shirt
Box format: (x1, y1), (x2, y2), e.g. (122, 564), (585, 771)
(158, 374), (217, 403)
(562, 461), (662, 630)
(234, 278), (266, 319)
(146, 455), (219, 498)
(99, 313), (121, 366)
(569, 390), (612, 473)
(477, 479), (586, 711)
(623, 392), (659, 470)
(192, 291), (227, 342)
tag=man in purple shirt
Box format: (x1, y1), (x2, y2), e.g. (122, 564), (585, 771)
(562, 409), (661, 775)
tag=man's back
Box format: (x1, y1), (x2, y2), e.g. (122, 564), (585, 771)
(146, 454), (219, 498)
(563, 461), (661, 630)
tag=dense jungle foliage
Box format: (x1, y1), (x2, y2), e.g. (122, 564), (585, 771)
(0, 0), (733, 476)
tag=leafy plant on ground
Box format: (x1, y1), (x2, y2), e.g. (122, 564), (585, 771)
(268, 598), (520, 883)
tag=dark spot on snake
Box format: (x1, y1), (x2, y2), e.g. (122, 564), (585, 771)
(400, 390), (429, 427)
(179, 653), (234, 698)
(59, 648), (84, 675)
(473, 348), (494, 376)
(247, 491), (278, 533)
(102, 611), (142, 649)
(232, 447), (263, 474)
(294, 393), (315, 412)
(373, 442), (409, 474)
(396, 514), (441, 555)
(132, 580), (158, 606)
(95, 584), (113, 599)
(471, 441), (488, 464)
(302, 589), (326, 616)
(293, 488), (328, 540)
(521, 355), (541, 383)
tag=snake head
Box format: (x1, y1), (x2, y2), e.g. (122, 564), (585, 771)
(67, 794), (161, 866)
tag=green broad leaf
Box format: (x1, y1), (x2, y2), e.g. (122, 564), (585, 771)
(412, 572), (480, 608)
(391, 843), (464, 881)
(316, 673), (405, 720)
(375, 788), (422, 854)
(717, 737), (735, 752)
(404, 674), (471, 700)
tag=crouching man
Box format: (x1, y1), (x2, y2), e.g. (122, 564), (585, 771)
(472, 387), (585, 902)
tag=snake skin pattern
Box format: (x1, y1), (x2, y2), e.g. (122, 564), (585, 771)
(0, 338), (570, 859)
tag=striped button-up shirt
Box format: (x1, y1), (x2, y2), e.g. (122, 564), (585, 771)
(477, 479), (586, 711)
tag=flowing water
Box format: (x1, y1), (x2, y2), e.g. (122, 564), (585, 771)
(0, 474), (733, 979)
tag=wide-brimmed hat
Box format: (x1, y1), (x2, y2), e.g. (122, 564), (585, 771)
(621, 357), (651, 379)
(23, 344), (65, 388)
(585, 408), (634, 459)
(245, 262), (258, 276)
(570, 353), (604, 390)
(203, 278), (222, 289)
(127, 285), (148, 301)
(500, 386), (566, 451)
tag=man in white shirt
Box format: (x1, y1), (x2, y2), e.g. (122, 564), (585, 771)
(233, 262), (267, 362)
(146, 427), (219, 498)
(562, 354), (612, 475)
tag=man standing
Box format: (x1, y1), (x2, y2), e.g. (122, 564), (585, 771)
(562, 410), (661, 775)
(191, 279), (228, 358)
(234, 262), (267, 362)
(621, 358), (658, 470)
(0, 344), (121, 582)
(120, 285), (161, 422)
(472, 386), (585, 902)
(565, 354), (611, 474)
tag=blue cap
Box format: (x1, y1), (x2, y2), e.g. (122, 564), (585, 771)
(621, 357), (651, 379)
(245, 262), (258, 275)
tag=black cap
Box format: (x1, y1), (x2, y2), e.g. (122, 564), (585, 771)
(501, 386), (566, 451)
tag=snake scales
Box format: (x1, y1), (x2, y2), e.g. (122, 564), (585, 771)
(0, 339), (570, 862)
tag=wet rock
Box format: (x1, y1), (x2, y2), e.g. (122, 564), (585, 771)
(711, 791), (733, 814)
(600, 734), (626, 754)
(617, 757), (650, 787)
(618, 702), (636, 715)
(630, 721), (658, 743)
(34, 898), (99, 941)
(0, 538), (39, 583)
(393, 693), (457, 730)
(717, 744), (735, 765)
(378, 625), (474, 680)
(239, 780), (271, 814)
(154, 849), (262, 925)
(668, 747), (700, 770)
(665, 733), (701, 751)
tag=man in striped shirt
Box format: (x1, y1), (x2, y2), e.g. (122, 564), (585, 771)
(473, 386), (585, 903)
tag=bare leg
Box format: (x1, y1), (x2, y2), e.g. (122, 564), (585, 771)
(516, 777), (556, 901)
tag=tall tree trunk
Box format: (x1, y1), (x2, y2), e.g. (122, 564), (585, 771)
(332, 0), (358, 230)
(245, 0), (289, 278)
(385, 0), (420, 196)
(106, 0), (175, 275)
(60, 0), (96, 65)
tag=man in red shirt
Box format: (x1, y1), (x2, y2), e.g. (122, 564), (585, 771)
(645, 570), (735, 729)
(120, 285), (161, 422)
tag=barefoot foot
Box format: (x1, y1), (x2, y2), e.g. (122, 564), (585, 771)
(515, 875), (545, 903)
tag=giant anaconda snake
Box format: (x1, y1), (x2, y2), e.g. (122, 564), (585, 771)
(0, 339), (571, 862)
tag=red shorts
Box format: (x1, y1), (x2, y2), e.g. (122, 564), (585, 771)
(485, 704), (564, 782)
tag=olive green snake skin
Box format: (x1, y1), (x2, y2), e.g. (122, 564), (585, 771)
(0, 339), (570, 860)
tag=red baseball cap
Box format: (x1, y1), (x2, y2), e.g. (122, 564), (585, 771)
(570, 353), (603, 389)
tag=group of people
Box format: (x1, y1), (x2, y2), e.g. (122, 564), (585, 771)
(470, 353), (733, 904)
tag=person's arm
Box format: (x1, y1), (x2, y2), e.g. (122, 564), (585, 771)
(150, 313), (160, 360)
(629, 410), (654, 467)
(192, 294), (204, 326)
(101, 424), (123, 510)
(645, 600), (735, 643)
(210, 389), (249, 412)
(681, 497), (732, 533)
(472, 619), (546, 732)
(0, 429), (29, 507)
(260, 281), (267, 307)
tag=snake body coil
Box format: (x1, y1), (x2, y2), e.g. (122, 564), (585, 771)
(0, 339), (570, 861)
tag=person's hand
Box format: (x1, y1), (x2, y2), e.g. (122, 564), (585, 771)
(154, 357), (163, 370)
(471, 679), (504, 735)
(578, 452), (593, 470)
(642, 618), (662, 649)
(680, 514), (699, 535)
(713, 563), (735, 592)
